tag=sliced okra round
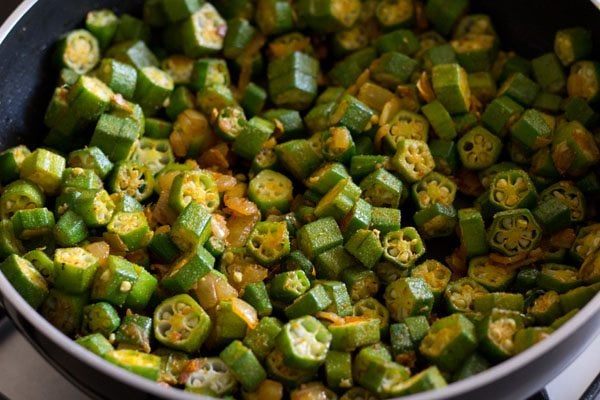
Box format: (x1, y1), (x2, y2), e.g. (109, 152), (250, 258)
(457, 126), (503, 170)
(0, 254), (48, 308)
(487, 209), (542, 257)
(183, 357), (238, 396)
(169, 170), (220, 213)
(0, 180), (45, 219)
(540, 181), (586, 223)
(381, 227), (425, 269)
(107, 211), (153, 251)
(246, 221), (290, 265)
(277, 315), (332, 370)
(248, 169), (294, 214)
(410, 260), (452, 300)
(154, 294), (212, 353)
(384, 277), (434, 322)
(467, 255), (516, 292)
(132, 138), (175, 176)
(392, 139), (435, 183)
(444, 277), (489, 314)
(411, 171), (457, 209)
(489, 169), (537, 211)
(109, 161), (155, 202)
(55, 29), (101, 74)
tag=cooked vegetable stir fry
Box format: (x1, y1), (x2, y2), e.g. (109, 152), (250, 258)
(2, 0), (600, 398)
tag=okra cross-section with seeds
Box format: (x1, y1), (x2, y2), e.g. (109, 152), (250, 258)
(2, 1), (600, 398)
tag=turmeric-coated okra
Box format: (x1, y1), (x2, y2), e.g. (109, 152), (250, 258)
(3, 0), (600, 397)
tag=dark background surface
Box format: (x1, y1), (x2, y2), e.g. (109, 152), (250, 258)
(0, 1), (21, 23)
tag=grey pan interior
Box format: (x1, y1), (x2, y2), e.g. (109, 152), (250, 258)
(0, 0), (599, 399)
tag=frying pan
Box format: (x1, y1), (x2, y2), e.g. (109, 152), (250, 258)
(0, 1), (599, 399)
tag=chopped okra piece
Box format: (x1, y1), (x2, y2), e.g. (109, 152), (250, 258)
(481, 96), (524, 137)
(275, 139), (323, 181)
(246, 221), (291, 266)
(0, 145), (31, 185)
(411, 260), (452, 300)
(567, 61), (600, 103)
(551, 121), (600, 177)
(90, 114), (139, 163)
(71, 189), (116, 228)
(115, 313), (152, 352)
(276, 315), (331, 370)
(478, 309), (525, 361)
(498, 72), (540, 107)
(457, 126), (503, 171)
(414, 203), (457, 239)
(53, 247), (99, 294)
(243, 316), (282, 361)
(445, 277), (489, 314)
(153, 294), (211, 352)
(170, 202), (212, 251)
(538, 263), (581, 293)
(296, 0), (361, 33)
(97, 58), (138, 100)
(284, 284), (333, 319)
(340, 198), (372, 242)
(91, 255), (138, 306)
(412, 171), (456, 209)
(106, 211), (152, 252)
(20, 149), (66, 196)
(220, 340), (267, 392)
(513, 327), (553, 354)
(384, 277), (434, 321)
(161, 246), (215, 292)
(248, 169), (293, 215)
(554, 27), (592, 67)
(40, 288), (87, 335)
(134, 66), (174, 116)
(325, 351), (353, 391)
(381, 227), (425, 269)
(314, 178), (361, 221)
(169, 170), (219, 213)
(510, 109), (553, 151)
(432, 63), (471, 114)
(467, 256), (516, 292)
(329, 95), (375, 135)
(23, 250), (55, 283)
(114, 14), (150, 43)
(306, 163), (350, 196)
(343, 267), (380, 302)
(314, 246), (355, 280)
(68, 147), (114, 179)
(457, 208), (489, 259)
(82, 301), (120, 337)
(429, 139), (459, 175)
(0, 220), (24, 258)
(370, 52), (418, 88)
(86, 9), (118, 49)
(374, 29), (420, 56)
(265, 349), (317, 387)
(11, 207), (55, 240)
(183, 357), (238, 396)
(531, 53), (566, 94)
(233, 116), (274, 161)
(425, 0), (469, 36)
(540, 181), (586, 224)
(76, 333), (114, 357)
(0, 254), (48, 308)
(360, 169), (403, 209)
(270, 270), (310, 303)
(420, 313), (478, 372)
(320, 126), (356, 163)
(489, 169), (538, 211)
(345, 229), (384, 269)
(106, 40), (158, 70)
(392, 139), (435, 183)
(242, 281), (273, 318)
(105, 349), (161, 381)
(487, 209), (542, 257)
(179, 4), (227, 57)
(421, 100), (457, 141)
(54, 29), (100, 74)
